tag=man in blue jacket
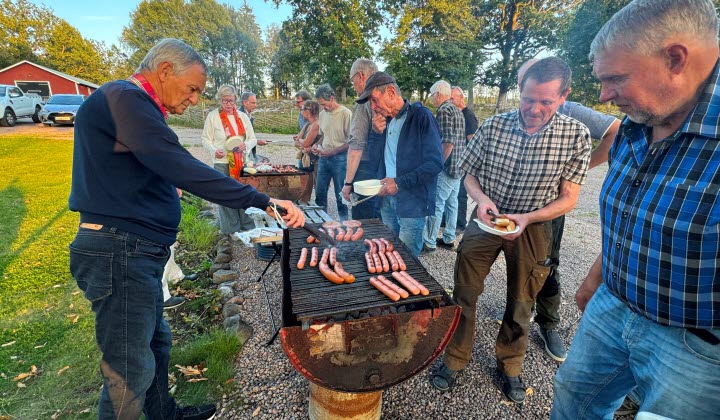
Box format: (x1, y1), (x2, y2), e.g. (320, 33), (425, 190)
(355, 72), (443, 256)
(68, 38), (304, 420)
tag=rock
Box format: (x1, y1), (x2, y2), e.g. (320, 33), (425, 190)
(216, 245), (232, 256)
(209, 263), (231, 275)
(215, 253), (232, 264)
(198, 210), (215, 219)
(213, 269), (239, 284)
(222, 303), (242, 318)
(227, 296), (245, 305)
(218, 238), (231, 247)
(223, 315), (253, 342)
(220, 280), (237, 289)
(218, 287), (234, 304)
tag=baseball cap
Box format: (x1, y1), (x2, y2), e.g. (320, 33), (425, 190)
(356, 72), (397, 104)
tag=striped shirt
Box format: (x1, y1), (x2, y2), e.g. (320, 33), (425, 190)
(436, 100), (466, 178)
(600, 61), (720, 328)
(459, 110), (591, 214)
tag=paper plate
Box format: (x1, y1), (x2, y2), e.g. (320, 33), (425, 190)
(225, 135), (245, 150)
(473, 218), (520, 236)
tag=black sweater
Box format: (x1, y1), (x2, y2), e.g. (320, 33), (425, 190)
(69, 80), (270, 245)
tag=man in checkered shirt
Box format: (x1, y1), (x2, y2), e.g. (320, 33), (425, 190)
(431, 57), (591, 404)
(552, 0), (720, 418)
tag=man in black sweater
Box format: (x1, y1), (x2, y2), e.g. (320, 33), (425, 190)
(68, 38), (304, 420)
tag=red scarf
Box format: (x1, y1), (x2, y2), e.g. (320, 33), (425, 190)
(128, 73), (167, 119)
(219, 108), (245, 138)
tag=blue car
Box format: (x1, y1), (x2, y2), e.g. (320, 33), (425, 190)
(40, 94), (86, 126)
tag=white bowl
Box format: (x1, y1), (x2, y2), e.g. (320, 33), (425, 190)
(225, 135), (245, 150)
(353, 179), (383, 196)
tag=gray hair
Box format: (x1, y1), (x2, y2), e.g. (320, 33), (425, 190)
(451, 86), (465, 98)
(520, 57), (572, 95)
(377, 83), (402, 98)
(216, 85), (237, 100)
(590, 0), (718, 59)
(136, 38), (206, 75)
(350, 58), (378, 78)
(430, 80), (451, 97)
(315, 84), (335, 101)
(240, 91), (255, 102)
(295, 90), (311, 101)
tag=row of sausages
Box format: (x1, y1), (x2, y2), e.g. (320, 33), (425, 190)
(369, 272), (429, 301)
(306, 226), (364, 244)
(296, 246), (355, 284)
(363, 238), (404, 273)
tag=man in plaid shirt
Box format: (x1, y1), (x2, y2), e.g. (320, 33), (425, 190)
(431, 57), (591, 404)
(423, 80), (466, 252)
(552, 0), (720, 418)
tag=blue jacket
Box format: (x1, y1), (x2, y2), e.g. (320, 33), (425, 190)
(377, 101), (443, 218)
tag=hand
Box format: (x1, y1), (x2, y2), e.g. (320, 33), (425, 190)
(575, 278), (600, 312)
(257, 139), (269, 146)
(215, 149), (226, 159)
(310, 145), (320, 155)
(237, 143), (247, 153)
(342, 185), (352, 201)
(176, 188), (183, 198)
(378, 177), (398, 196)
(476, 199), (499, 227)
(318, 147), (332, 158)
(500, 213), (529, 241)
(372, 111), (386, 133)
(267, 199), (305, 228)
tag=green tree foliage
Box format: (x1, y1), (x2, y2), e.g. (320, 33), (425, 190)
(272, 0), (383, 100)
(473, 0), (574, 111)
(266, 23), (307, 98)
(381, 0), (482, 100)
(44, 21), (110, 84)
(0, 0), (57, 68)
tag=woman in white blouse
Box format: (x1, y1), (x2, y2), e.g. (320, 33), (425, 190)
(201, 85), (257, 233)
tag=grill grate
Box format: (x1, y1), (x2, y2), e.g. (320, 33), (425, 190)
(284, 219), (446, 322)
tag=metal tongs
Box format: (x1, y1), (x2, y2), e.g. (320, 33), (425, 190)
(270, 203), (338, 246)
(343, 192), (377, 208)
(486, 208), (499, 224)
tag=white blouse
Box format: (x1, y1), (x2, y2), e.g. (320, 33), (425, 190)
(201, 108), (257, 165)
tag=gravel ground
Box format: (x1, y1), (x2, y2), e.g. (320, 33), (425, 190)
(185, 131), (608, 419)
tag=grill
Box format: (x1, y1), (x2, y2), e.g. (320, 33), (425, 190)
(279, 219), (460, 393)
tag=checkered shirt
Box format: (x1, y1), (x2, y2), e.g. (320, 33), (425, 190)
(436, 100), (466, 178)
(459, 110), (591, 214)
(601, 61), (720, 328)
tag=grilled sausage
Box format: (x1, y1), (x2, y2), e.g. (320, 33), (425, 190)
(321, 248), (330, 265)
(401, 271), (429, 296)
(319, 262), (344, 284)
(310, 247), (319, 267)
(329, 247), (337, 266)
(369, 277), (400, 301)
(336, 229), (345, 241)
(364, 239), (376, 253)
(377, 275), (409, 299)
(378, 251), (390, 272)
(344, 227), (353, 241)
(342, 220), (362, 228)
(392, 250), (406, 271)
(372, 238), (386, 254)
(297, 247), (308, 269)
(365, 252), (376, 274)
(350, 227), (364, 241)
(385, 251), (399, 271)
(334, 262), (355, 283)
(306, 235), (316, 244)
(391, 271), (420, 295)
(371, 252), (382, 271)
(380, 238), (394, 252)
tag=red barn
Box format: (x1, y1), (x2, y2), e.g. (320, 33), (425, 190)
(0, 60), (99, 100)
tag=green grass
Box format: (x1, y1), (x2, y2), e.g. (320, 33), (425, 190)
(178, 197), (218, 254)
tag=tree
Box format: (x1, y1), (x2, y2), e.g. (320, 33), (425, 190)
(44, 21), (110, 84)
(473, 0), (576, 111)
(0, 0), (57, 68)
(381, 0), (482, 100)
(266, 23), (307, 98)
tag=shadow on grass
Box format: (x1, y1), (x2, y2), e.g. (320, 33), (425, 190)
(0, 180), (26, 279)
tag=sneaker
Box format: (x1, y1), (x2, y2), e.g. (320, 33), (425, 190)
(421, 244), (437, 255)
(163, 296), (185, 309)
(178, 404), (216, 420)
(500, 373), (527, 404)
(538, 327), (567, 362)
(436, 238), (455, 250)
(183, 273), (199, 281)
(615, 396), (640, 416)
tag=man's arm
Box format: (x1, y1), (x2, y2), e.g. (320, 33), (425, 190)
(589, 119), (620, 169)
(343, 104), (372, 199)
(442, 143), (454, 161)
(576, 253), (603, 311)
(465, 175), (497, 226)
(394, 108), (443, 190)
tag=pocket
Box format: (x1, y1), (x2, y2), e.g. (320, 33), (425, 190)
(130, 239), (169, 259)
(69, 245), (113, 302)
(525, 264), (551, 300)
(683, 329), (720, 364)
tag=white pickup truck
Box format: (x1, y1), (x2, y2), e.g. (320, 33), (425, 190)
(0, 84), (43, 127)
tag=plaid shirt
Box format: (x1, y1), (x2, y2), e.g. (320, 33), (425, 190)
(459, 110), (590, 214)
(601, 61), (720, 328)
(436, 100), (466, 178)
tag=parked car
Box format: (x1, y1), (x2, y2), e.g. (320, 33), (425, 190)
(0, 84), (44, 126)
(39, 94), (86, 126)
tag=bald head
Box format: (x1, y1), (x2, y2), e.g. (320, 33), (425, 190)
(517, 58), (540, 88)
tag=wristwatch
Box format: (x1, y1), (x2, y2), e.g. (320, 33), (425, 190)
(344, 181), (353, 186)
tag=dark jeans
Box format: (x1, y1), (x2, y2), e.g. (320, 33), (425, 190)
(316, 154), (348, 220)
(456, 174), (468, 229)
(535, 215), (563, 329)
(69, 226), (177, 419)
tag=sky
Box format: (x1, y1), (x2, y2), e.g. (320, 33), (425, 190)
(28, 0), (293, 46)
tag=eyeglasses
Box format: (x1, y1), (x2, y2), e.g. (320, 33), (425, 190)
(350, 71), (360, 81)
(221, 99), (236, 104)
(295, 99), (304, 104)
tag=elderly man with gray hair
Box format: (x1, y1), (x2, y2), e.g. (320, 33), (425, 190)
(312, 83), (352, 219)
(68, 38), (304, 420)
(552, 0), (720, 418)
(422, 80), (465, 253)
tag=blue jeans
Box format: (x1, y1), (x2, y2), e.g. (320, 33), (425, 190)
(315, 154), (348, 220)
(423, 171), (461, 248)
(69, 226), (177, 419)
(380, 195), (425, 257)
(552, 284), (720, 419)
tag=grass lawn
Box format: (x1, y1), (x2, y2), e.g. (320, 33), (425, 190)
(0, 135), (242, 419)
